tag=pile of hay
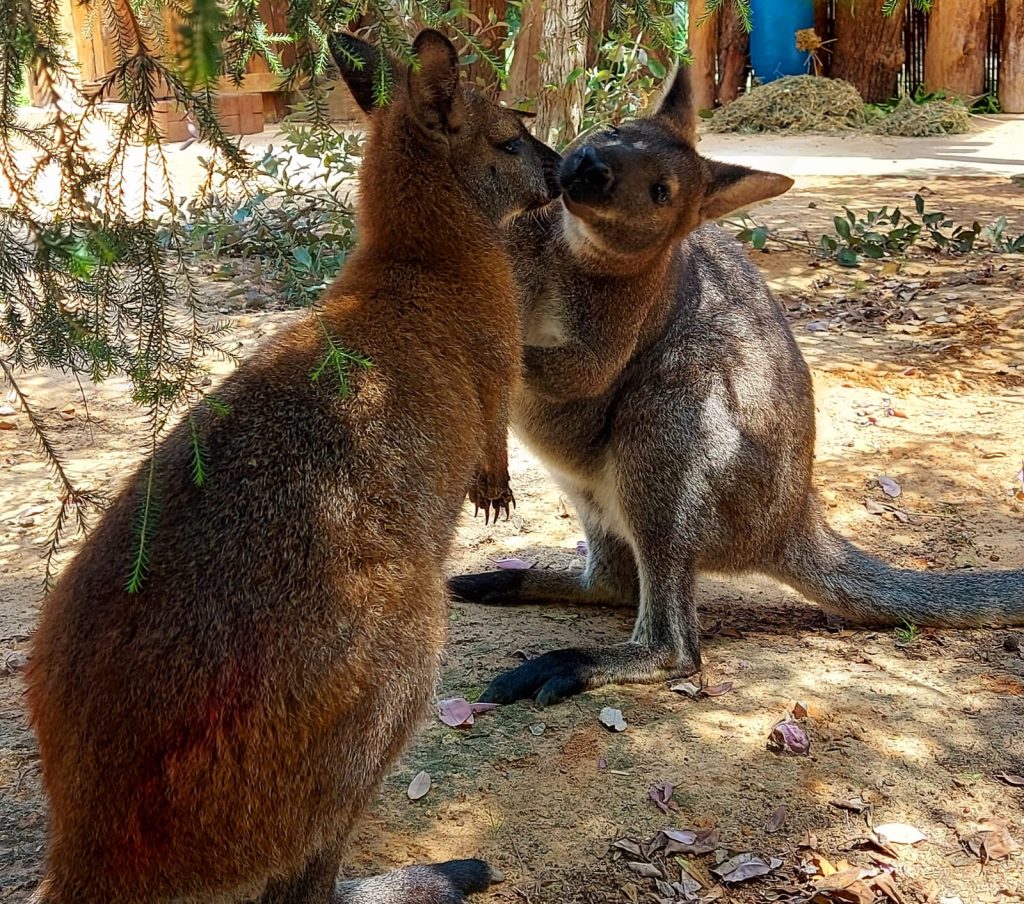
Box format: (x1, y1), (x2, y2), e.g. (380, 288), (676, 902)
(869, 95), (971, 137)
(706, 75), (865, 133)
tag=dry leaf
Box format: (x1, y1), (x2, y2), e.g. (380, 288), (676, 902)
(0, 420), (16, 430)
(407, 771), (431, 801)
(529, 722), (545, 736)
(967, 818), (1020, 863)
(996, 772), (1024, 786)
(2, 651), (29, 674)
(613, 838), (643, 858)
(878, 476), (902, 498)
(766, 805), (788, 834)
(864, 498), (887, 515)
(662, 827), (719, 856)
(495, 557), (532, 570)
(599, 707), (627, 732)
(712, 852), (782, 884)
(626, 861), (663, 879)
(671, 681), (702, 697)
(60, 405), (76, 421)
(768, 716), (810, 755)
(701, 681), (734, 697)
(792, 702), (809, 719)
(437, 697), (498, 728)
(649, 781), (678, 815)
(576, 540), (588, 557)
(874, 823), (926, 845)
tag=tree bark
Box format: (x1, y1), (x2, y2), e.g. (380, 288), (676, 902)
(532, 0), (589, 145)
(923, 0), (996, 98)
(464, 0), (509, 96)
(831, 0), (906, 103)
(504, 0), (543, 109)
(716, 0), (749, 105)
(688, 0), (717, 112)
(999, 0), (1024, 112)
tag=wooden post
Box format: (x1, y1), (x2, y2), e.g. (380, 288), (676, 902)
(688, 0), (718, 112)
(503, 0), (542, 109)
(924, 0), (996, 98)
(716, 0), (748, 105)
(1001, 0), (1024, 112)
(831, 0), (906, 103)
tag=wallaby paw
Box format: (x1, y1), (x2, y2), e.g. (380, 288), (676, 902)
(448, 570), (524, 604)
(480, 648), (598, 706)
(466, 469), (515, 526)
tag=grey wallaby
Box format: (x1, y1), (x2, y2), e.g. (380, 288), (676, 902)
(450, 65), (1024, 707)
(26, 30), (559, 904)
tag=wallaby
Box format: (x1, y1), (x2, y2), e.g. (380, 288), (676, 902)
(26, 29), (560, 903)
(450, 65), (1024, 707)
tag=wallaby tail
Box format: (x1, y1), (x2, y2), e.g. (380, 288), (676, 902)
(773, 508), (1024, 627)
(335, 860), (496, 904)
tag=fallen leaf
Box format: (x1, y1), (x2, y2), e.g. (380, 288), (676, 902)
(967, 818), (1020, 863)
(599, 706), (627, 732)
(768, 716), (810, 756)
(670, 679), (733, 699)
(649, 781), (678, 815)
(613, 838), (643, 858)
(2, 651), (28, 674)
(0, 404), (15, 416)
(831, 797), (872, 815)
(662, 827), (719, 856)
(407, 770), (431, 801)
(874, 823), (926, 845)
(576, 540), (588, 557)
(712, 852), (781, 884)
(0, 420), (16, 430)
(996, 772), (1024, 786)
(627, 861), (663, 879)
(495, 557), (532, 570)
(529, 722), (545, 736)
(792, 702), (809, 719)
(437, 697), (498, 728)
(701, 681), (734, 697)
(60, 405), (75, 421)
(670, 681), (702, 697)
(766, 805), (788, 834)
(878, 476), (902, 498)
(871, 871), (907, 904)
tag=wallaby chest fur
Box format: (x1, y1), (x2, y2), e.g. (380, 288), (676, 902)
(27, 29), (558, 904)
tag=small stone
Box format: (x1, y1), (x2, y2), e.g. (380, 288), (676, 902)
(1004, 634), (1021, 653)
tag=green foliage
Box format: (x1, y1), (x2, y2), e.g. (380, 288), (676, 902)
(729, 194), (1024, 266)
(310, 324), (373, 397)
(894, 620), (920, 647)
(180, 121), (361, 306)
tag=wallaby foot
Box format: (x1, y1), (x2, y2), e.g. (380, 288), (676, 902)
(335, 859), (496, 904)
(479, 642), (695, 706)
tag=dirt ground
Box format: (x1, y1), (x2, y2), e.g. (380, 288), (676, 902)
(1, 162), (1023, 902)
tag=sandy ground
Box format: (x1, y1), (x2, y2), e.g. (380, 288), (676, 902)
(1, 136), (1023, 903)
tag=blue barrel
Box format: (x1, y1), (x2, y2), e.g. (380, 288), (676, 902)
(748, 0), (815, 83)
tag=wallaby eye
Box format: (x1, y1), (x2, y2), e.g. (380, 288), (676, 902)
(499, 138), (522, 155)
(651, 183), (670, 205)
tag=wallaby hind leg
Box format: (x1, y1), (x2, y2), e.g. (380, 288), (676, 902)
(449, 493), (639, 608)
(258, 845), (344, 903)
(335, 860), (496, 904)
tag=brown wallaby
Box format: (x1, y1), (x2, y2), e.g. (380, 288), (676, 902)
(450, 65), (1024, 707)
(26, 29), (560, 903)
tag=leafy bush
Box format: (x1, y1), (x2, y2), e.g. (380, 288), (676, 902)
(179, 122), (362, 307)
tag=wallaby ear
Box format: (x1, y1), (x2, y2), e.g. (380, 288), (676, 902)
(407, 29), (465, 136)
(331, 33), (388, 115)
(700, 160), (794, 221)
(652, 62), (697, 145)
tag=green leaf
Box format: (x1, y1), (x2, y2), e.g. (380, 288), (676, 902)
(837, 248), (860, 267)
(751, 226), (768, 250)
(648, 58), (667, 79)
(292, 245), (313, 268)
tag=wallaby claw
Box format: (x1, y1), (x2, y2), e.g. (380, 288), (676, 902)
(466, 470), (515, 526)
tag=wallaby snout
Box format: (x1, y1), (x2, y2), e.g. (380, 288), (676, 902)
(561, 146), (615, 204)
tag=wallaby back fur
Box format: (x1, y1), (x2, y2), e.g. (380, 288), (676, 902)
(27, 29), (559, 903)
(450, 64), (1024, 707)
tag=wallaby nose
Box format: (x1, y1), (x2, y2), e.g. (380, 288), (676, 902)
(560, 146), (615, 204)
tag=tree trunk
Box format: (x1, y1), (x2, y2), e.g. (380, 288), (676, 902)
(688, 0), (717, 112)
(923, 0), (996, 98)
(585, 0), (612, 68)
(504, 0), (543, 109)
(464, 0), (509, 96)
(999, 0), (1024, 112)
(532, 0), (589, 146)
(716, 0), (749, 105)
(831, 0), (906, 103)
